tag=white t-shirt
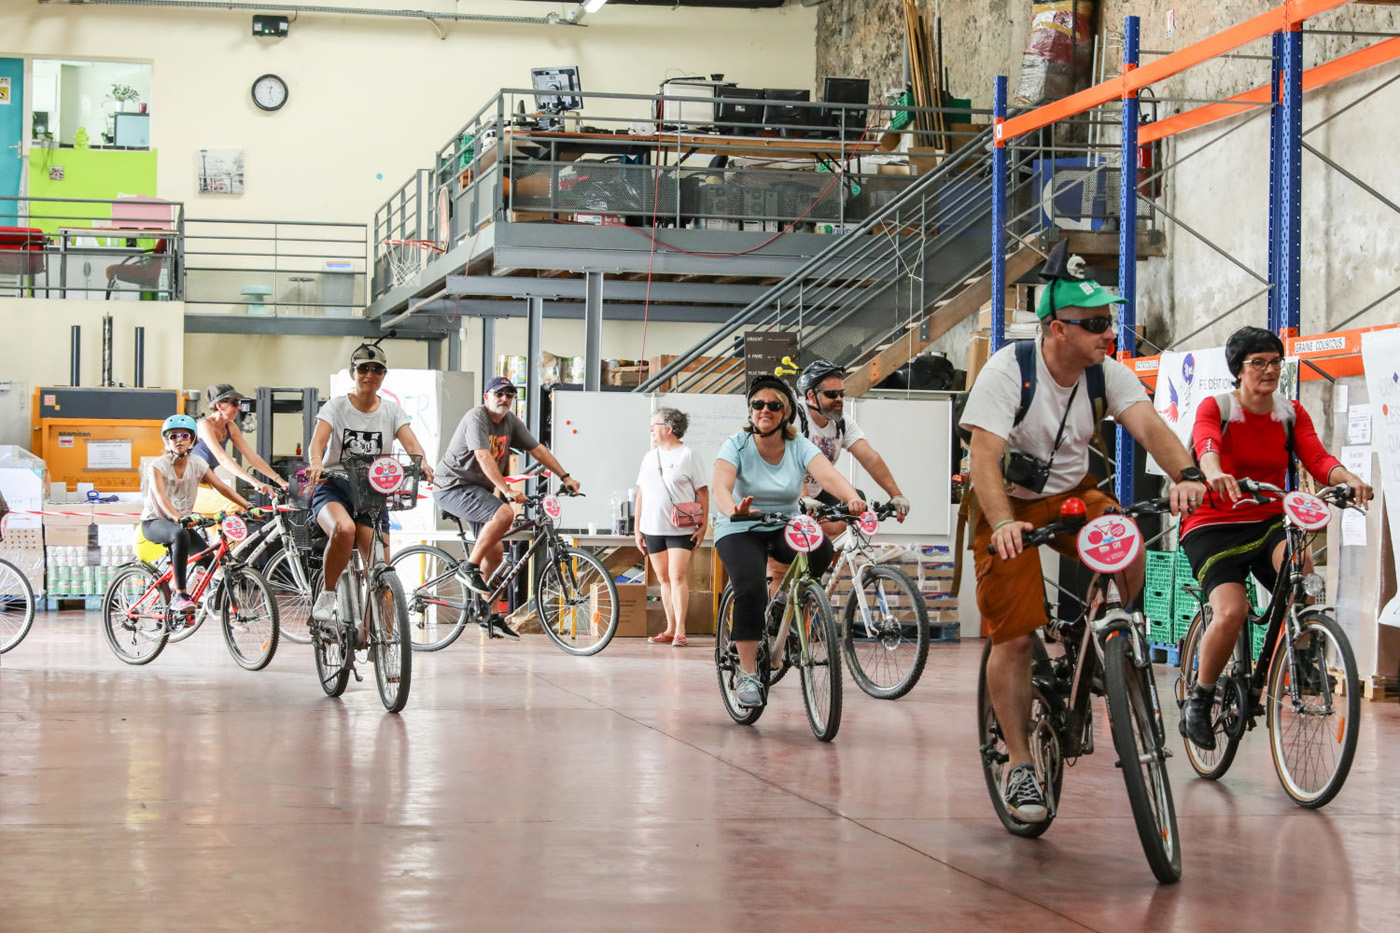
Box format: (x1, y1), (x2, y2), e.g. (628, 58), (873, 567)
(634, 444), (708, 536)
(958, 337), (1148, 499)
(802, 410), (866, 497)
(315, 395), (411, 469)
(141, 454), (211, 520)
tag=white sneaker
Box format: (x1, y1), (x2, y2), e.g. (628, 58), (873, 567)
(311, 591), (338, 622)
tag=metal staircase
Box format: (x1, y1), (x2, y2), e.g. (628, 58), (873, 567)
(635, 128), (1048, 396)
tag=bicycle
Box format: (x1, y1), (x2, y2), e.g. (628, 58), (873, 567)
(231, 485), (325, 645)
(0, 520), (37, 655)
(976, 496), (1182, 884)
(310, 454), (417, 713)
(823, 501), (930, 700)
(1175, 479), (1362, 808)
(715, 509), (843, 741)
(102, 510), (279, 670)
(389, 479), (619, 656)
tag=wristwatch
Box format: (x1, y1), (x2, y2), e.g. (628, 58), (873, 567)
(1177, 466), (1204, 484)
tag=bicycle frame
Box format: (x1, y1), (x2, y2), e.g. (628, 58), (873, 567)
(767, 549), (820, 670)
(125, 526), (243, 624)
(823, 528), (904, 638)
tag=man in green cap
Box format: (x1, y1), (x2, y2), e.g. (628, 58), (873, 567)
(958, 245), (1206, 824)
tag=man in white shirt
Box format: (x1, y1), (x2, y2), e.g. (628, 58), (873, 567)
(796, 359), (910, 536)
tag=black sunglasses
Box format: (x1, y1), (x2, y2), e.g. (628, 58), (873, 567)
(355, 363), (387, 375)
(490, 388), (517, 399)
(1056, 315), (1115, 335)
(750, 399), (785, 412)
(820, 389), (845, 400)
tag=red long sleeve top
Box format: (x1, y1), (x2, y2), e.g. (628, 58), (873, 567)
(1181, 394), (1342, 538)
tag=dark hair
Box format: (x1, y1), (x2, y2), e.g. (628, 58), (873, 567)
(655, 407), (689, 439)
(1225, 326), (1285, 387)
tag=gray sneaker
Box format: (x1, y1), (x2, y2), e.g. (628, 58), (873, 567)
(735, 672), (765, 709)
(1003, 763), (1047, 822)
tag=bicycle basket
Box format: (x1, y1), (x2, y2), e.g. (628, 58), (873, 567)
(343, 454), (422, 513)
(285, 508), (318, 549)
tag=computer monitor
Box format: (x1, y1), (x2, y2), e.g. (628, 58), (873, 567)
(715, 88), (765, 136)
(822, 77), (870, 140)
(113, 112), (151, 150)
(762, 89), (812, 138)
(531, 66), (583, 114)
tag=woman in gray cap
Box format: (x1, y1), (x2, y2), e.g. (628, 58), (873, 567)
(192, 383), (289, 496)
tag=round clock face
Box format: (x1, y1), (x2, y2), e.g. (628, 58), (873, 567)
(252, 74), (288, 111)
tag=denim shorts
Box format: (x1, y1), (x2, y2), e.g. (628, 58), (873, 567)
(310, 475), (388, 532)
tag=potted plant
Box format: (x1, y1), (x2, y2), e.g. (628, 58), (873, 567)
(109, 83), (140, 112)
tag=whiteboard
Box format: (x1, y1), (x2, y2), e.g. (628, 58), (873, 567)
(550, 390), (953, 539)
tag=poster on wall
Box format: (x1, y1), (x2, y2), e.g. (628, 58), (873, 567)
(1148, 346), (1234, 475)
(197, 149), (245, 194)
(1360, 329), (1400, 628)
(0, 77), (10, 104)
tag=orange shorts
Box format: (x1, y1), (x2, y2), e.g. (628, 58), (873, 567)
(973, 474), (1119, 644)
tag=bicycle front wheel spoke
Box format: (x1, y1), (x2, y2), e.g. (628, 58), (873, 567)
(841, 565), (929, 700)
(220, 568), (279, 671)
(388, 545), (469, 651)
(1176, 608), (1241, 779)
(265, 549), (315, 645)
(370, 572), (412, 713)
(102, 566), (168, 665)
(1267, 612), (1360, 808)
(534, 547), (616, 656)
(797, 580), (841, 742)
(0, 559), (37, 653)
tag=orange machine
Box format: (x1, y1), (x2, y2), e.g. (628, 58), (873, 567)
(31, 387), (183, 491)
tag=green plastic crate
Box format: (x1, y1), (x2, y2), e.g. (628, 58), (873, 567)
(1173, 548), (1196, 585)
(1145, 551), (1175, 592)
(1143, 589), (1173, 623)
(1148, 615), (1173, 645)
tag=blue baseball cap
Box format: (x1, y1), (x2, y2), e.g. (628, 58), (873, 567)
(484, 376), (517, 395)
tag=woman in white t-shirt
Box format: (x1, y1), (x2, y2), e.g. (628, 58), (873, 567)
(633, 407), (708, 648)
(306, 344), (435, 629)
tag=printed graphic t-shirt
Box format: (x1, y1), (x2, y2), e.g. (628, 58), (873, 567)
(436, 406), (540, 491)
(803, 411), (866, 497)
(315, 395), (411, 469)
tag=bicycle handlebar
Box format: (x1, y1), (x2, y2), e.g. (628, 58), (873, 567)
(1236, 478), (1356, 508)
(984, 496), (1169, 556)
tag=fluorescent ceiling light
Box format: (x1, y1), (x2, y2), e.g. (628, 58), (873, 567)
(583, 0), (610, 12)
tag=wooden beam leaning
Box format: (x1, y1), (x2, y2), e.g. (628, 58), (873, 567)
(845, 246), (1042, 397)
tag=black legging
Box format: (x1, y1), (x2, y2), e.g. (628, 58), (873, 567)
(142, 518), (208, 592)
(716, 528), (833, 642)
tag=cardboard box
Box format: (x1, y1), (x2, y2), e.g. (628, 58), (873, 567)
(595, 582), (648, 637)
(645, 587), (716, 636)
(908, 147), (942, 176)
(966, 333), (991, 388)
(42, 503), (94, 548)
(0, 526), (46, 593)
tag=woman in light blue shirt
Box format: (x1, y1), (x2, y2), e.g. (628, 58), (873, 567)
(713, 375), (865, 711)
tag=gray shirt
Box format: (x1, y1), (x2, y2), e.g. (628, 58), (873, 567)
(436, 407), (539, 491)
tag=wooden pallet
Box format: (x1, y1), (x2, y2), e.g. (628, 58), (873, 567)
(42, 595), (103, 612)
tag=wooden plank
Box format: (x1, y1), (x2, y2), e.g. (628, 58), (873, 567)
(845, 246), (1042, 397)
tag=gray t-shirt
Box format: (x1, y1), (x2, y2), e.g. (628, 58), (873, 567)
(141, 454), (211, 520)
(315, 395), (411, 469)
(436, 407), (539, 491)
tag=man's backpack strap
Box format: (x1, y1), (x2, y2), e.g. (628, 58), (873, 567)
(1012, 340), (1037, 428)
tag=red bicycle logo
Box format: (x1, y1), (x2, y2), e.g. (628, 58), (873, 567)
(1283, 491), (1330, 530)
(785, 515), (825, 553)
(1076, 514), (1143, 574)
(858, 511), (879, 535)
(367, 456), (406, 494)
(221, 514), (248, 542)
(542, 495), (562, 522)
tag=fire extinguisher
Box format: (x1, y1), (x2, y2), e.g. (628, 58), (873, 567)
(1138, 92), (1162, 199)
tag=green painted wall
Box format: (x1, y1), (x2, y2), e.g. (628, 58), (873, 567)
(26, 148), (158, 234)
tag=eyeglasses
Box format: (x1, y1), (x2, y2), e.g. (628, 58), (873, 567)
(649, 421), (666, 429)
(751, 399), (785, 412)
(1056, 315), (1115, 335)
(1243, 357), (1284, 372)
(355, 363), (387, 376)
(490, 388), (517, 399)
(820, 389), (845, 400)
(165, 431), (193, 442)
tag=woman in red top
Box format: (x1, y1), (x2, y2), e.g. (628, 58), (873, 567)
(1179, 326), (1371, 749)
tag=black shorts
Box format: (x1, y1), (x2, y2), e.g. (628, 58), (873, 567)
(642, 533), (696, 555)
(1180, 519), (1287, 601)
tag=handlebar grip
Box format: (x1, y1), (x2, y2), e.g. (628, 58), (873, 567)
(730, 511), (763, 523)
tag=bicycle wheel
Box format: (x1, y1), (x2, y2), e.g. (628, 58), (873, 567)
(370, 571), (412, 713)
(1175, 609), (1242, 780)
(220, 567), (280, 671)
(313, 576), (354, 697)
(534, 546), (617, 656)
(1266, 610), (1359, 808)
(0, 558), (36, 654)
(102, 565), (169, 665)
(264, 547), (317, 644)
(796, 579), (842, 742)
(166, 564), (214, 644)
(388, 545), (469, 651)
(1103, 631), (1182, 884)
(976, 638), (1061, 839)
(714, 584), (763, 726)
(841, 564), (929, 700)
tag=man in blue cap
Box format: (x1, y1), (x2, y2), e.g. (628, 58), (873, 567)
(959, 243), (1206, 823)
(435, 376), (581, 637)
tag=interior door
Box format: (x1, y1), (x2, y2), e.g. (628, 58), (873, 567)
(0, 58), (24, 216)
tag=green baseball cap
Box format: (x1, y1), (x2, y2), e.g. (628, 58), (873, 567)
(1036, 277), (1126, 320)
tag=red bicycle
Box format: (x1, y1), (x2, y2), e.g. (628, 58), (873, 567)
(102, 509), (280, 670)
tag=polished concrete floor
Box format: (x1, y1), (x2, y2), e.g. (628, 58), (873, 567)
(2, 613), (1398, 932)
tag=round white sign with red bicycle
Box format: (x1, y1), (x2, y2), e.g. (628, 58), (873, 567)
(858, 511), (879, 535)
(367, 456), (406, 494)
(221, 514), (248, 542)
(1283, 491), (1331, 530)
(785, 514), (825, 553)
(542, 495), (562, 522)
(1076, 514), (1143, 574)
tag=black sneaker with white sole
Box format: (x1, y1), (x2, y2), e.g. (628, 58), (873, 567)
(479, 614), (519, 640)
(1179, 688), (1217, 750)
(1002, 763), (1048, 822)
(458, 564), (491, 595)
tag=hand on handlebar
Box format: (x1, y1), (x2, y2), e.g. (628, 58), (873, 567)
(732, 495), (755, 517)
(500, 488), (527, 505)
(846, 495), (867, 516)
(178, 514), (202, 528)
(1202, 466), (1242, 505)
(1169, 480), (1207, 516)
(889, 494), (911, 522)
(988, 520), (1034, 560)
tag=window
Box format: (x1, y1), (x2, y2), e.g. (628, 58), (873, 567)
(31, 60), (152, 150)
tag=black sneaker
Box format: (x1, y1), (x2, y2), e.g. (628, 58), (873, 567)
(458, 564), (491, 595)
(1179, 688), (1217, 750)
(1002, 763), (1047, 822)
(479, 614), (519, 640)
